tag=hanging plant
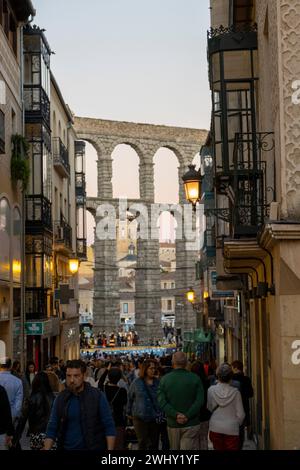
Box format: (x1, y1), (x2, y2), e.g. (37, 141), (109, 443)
(11, 134), (30, 190)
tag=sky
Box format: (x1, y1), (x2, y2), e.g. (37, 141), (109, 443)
(33, 0), (211, 244)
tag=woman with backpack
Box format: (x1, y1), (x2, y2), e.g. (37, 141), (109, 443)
(104, 367), (127, 450)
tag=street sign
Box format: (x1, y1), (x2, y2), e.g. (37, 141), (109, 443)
(211, 290), (235, 299)
(25, 321), (44, 335)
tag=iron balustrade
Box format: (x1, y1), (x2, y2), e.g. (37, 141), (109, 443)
(25, 195), (52, 231)
(25, 287), (49, 320)
(52, 137), (70, 177)
(24, 85), (50, 129)
(231, 132), (275, 236)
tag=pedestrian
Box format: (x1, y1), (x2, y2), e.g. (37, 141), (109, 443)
(43, 359), (116, 450)
(0, 384), (14, 450)
(104, 367), (127, 450)
(25, 360), (37, 392)
(49, 357), (65, 382)
(190, 360), (211, 450)
(0, 357), (23, 450)
(157, 352), (204, 450)
(207, 363), (245, 451)
(16, 372), (55, 450)
(231, 360), (254, 448)
(0, 358), (23, 424)
(11, 360), (30, 400)
(127, 359), (161, 450)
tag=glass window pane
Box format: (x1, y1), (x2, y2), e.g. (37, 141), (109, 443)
(12, 208), (21, 283)
(0, 198), (10, 281)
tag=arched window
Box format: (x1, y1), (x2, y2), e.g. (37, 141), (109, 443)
(0, 198), (10, 281)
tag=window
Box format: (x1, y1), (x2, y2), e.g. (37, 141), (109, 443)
(0, 198), (10, 281)
(164, 282), (167, 289)
(167, 300), (172, 311)
(0, 110), (4, 153)
(12, 207), (21, 283)
(123, 303), (128, 314)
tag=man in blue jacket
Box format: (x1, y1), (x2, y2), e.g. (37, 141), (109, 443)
(43, 359), (116, 450)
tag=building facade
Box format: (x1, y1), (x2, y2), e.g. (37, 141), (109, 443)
(0, 0), (35, 365)
(23, 23), (86, 368)
(207, 0), (300, 450)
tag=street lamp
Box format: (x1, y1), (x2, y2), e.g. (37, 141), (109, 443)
(69, 256), (79, 275)
(186, 287), (196, 303)
(182, 164), (202, 211)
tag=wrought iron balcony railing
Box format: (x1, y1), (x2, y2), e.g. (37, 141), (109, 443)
(25, 287), (49, 320)
(24, 85), (50, 129)
(52, 137), (70, 178)
(211, 132), (275, 237)
(25, 195), (52, 232)
(54, 218), (72, 251)
(207, 23), (257, 55)
(231, 132), (275, 236)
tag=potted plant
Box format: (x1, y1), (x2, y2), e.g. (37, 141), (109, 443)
(11, 134), (30, 190)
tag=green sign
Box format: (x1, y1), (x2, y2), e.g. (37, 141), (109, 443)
(14, 321), (44, 335)
(25, 322), (44, 335)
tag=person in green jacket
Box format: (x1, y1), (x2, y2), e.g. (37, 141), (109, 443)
(157, 351), (204, 450)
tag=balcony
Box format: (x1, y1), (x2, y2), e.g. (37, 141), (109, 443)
(207, 23), (257, 55)
(24, 85), (50, 129)
(54, 217), (72, 253)
(77, 238), (87, 260)
(75, 172), (86, 204)
(25, 195), (52, 233)
(230, 132), (275, 237)
(53, 137), (70, 178)
(25, 287), (49, 320)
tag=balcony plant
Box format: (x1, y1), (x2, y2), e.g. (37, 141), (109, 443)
(11, 134), (30, 190)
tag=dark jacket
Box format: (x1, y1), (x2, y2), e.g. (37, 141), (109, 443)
(232, 372), (253, 424)
(16, 391), (55, 437)
(0, 385), (14, 436)
(55, 383), (107, 450)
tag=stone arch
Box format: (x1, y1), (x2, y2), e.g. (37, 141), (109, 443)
(75, 134), (107, 159)
(109, 138), (145, 162)
(73, 116), (207, 342)
(111, 143), (140, 200)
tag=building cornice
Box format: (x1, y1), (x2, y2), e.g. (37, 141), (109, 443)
(259, 223), (300, 250)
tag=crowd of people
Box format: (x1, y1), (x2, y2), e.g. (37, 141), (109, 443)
(0, 352), (253, 451)
(80, 330), (140, 349)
